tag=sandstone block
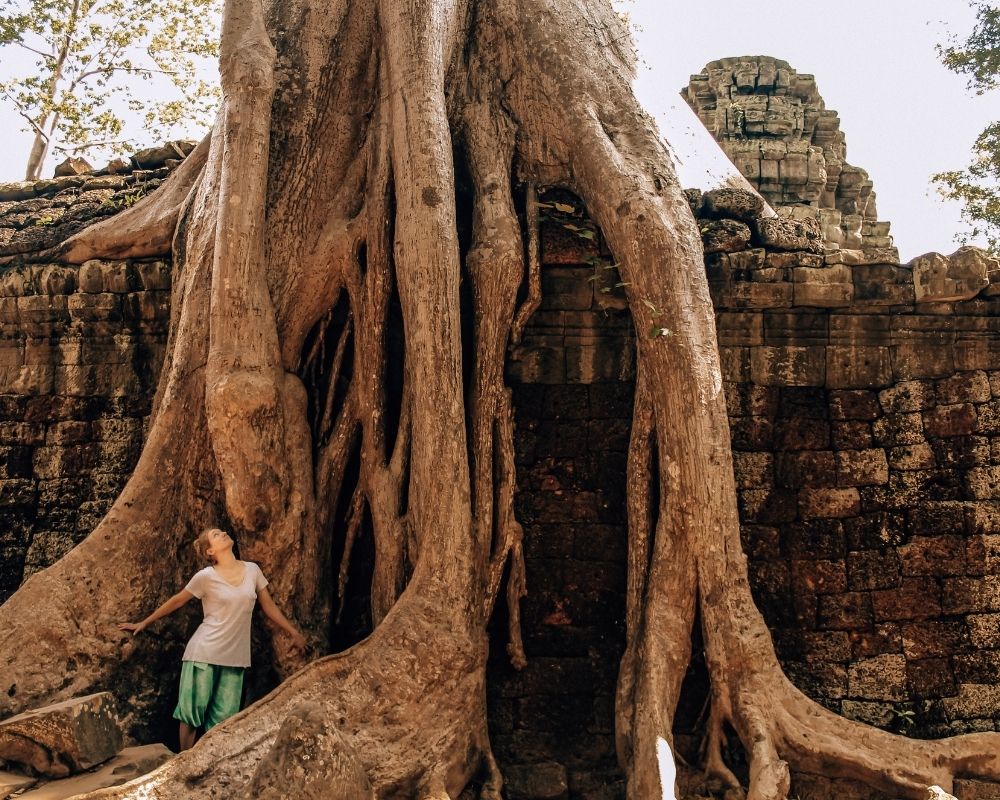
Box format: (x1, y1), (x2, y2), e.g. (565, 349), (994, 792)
(847, 654), (908, 701)
(936, 370), (991, 405)
(0, 693), (122, 777)
(817, 591), (871, 629)
(732, 451), (774, 489)
(753, 215), (823, 253)
(889, 443), (937, 471)
(826, 345), (892, 389)
(835, 449), (888, 487)
(702, 187), (765, 222)
(873, 578), (942, 621)
(906, 658), (957, 699)
(840, 699), (895, 728)
(505, 762), (569, 800)
(879, 380), (934, 413)
(775, 450), (835, 489)
(832, 421), (873, 449)
(923, 403), (978, 438)
(942, 576), (1000, 614)
(912, 248), (991, 303)
(954, 778), (1000, 800)
(799, 487), (860, 519)
(967, 613), (1000, 648)
(829, 390), (880, 421)
(852, 264), (915, 305)
(701, 219), (753, 255)
(892, 343), (956, 380)
(750, 346), (825, 387)
(846, 550), (901, 591)
(942, 683), (1000, 719)
(872, 412), (924, 447)
(901, 620), (968, 658)
(966, 466), (1000, 500)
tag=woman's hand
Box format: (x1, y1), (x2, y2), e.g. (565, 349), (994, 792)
(119, 621), (146, 636)
(288, 631), (308, 654)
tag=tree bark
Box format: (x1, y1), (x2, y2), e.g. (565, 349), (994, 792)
(3, 0), (1000, 797)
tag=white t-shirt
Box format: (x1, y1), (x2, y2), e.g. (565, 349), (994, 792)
(181, 562), (268, 668)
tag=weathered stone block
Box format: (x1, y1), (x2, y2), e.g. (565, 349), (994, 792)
(942, 684), (1000, 719)
(906, 658), (957, 699)
(966, 466), (1000, 500)
(817, 590), (871, 629)
(0, 692), (123, 777)
(852, 264), (914, 305)
(701, 219), (752, 254)
(830, 390), (880, 421)
(825, 346), (892, 389)
(873, 578), (942, 621)
(847, 654), (908, 701)
(901, 620), (968, 658)
(911, 248), (992, 303)
(750, 346), (825, 386)
(936, 370), (992, 405)
(954, 778), (1000, 800)
(967, 613), (1000, 648)
(799, 487), (860, 519)
(792, 559), (847, 595)
(753, 215), (823, 253)
(878, 380), (934, 413)
(840, 699), (895, 728)
(775, 450), (835, 489)
(888, 443), (936, 471)
(834, 449), (888, 487)
(732, 451), (774, 489)
(872, 412), (924, 447)
(942, 576), (1000, 614)
(832, 421), (873, 450)
(923, 403), (978, 438)
(791, 265), (854, 307)
(702, 187), (765, 222)
(891, 342), (956, 381)
(846, 550), (901, 591)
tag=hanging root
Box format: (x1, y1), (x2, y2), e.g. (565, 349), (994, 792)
(510, 182), (541, 345)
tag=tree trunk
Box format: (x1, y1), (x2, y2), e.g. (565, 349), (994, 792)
(3, 0), (1000, 797)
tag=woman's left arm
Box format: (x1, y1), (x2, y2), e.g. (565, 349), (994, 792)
(257, 587), (308, 653)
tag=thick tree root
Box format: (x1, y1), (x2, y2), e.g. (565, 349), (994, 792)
(84, 600), (497, 798)
(54, 135), (211, 263)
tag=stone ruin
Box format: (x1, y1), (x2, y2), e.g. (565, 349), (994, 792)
(683, 55), (895, 255)
(1, 59), (1000, 800)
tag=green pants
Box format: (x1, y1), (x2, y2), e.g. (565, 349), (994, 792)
(172, 661), (245, 731)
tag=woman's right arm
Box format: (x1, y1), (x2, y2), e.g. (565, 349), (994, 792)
(119, 590), (195, 635)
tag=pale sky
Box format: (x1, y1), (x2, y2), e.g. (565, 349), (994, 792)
(1, 0), (998, 260)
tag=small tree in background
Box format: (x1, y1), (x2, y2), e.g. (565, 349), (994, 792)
(0, 0), (220, 180)
(934, 0), (1000, 253)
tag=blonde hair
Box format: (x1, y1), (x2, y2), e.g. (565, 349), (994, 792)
(194, 528), (224, 564)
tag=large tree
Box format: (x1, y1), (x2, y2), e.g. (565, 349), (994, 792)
(2, 0), (1000, 797)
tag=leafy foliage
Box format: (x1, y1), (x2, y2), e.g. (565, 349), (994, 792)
(0, 0), (220, 179)
(934, 1), (1000, 253)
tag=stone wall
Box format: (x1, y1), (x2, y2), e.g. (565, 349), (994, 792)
(0, 159), (179, 600)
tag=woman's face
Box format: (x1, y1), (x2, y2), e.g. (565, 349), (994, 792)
(206, 529), (233, 560)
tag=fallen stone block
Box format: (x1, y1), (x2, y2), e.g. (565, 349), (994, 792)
(753, 214), (824, 253)
(911, 248), (992, 303)
(0, 693), (123, 777)
(17, 744), (173, 799)
(0, 769), (38, 799)
(702, 187), (766, 222)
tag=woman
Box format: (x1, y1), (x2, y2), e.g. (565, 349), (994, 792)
(120, 528), (307, 750)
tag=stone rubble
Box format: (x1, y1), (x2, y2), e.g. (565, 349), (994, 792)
(0, 693), (122, 778)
